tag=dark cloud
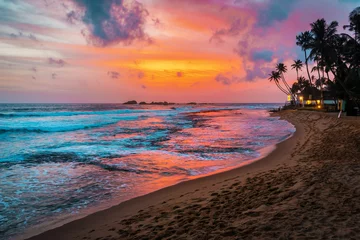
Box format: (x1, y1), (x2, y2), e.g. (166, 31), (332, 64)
(176, 72), (183, 77)
(256, 0), (297, 27)
(31, 67), (37, 72)
(152, 18), (161, 27)
(70, 0), (152, 46)
(251, 50), (274, 62)
(141, 84), (147, 89)
(28, 34), (38, 41)
(32, 76), (36, 80)
(210, 18), (247, 43)
(9, 33), (18, 38)
(52, 73), (57, 79)
(107, 71), (120, 79)
(48, 58), (66, 67)
(138, 71), (144, 79)
(66, 10), (79, 24)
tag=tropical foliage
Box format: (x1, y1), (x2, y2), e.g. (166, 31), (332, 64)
(270, 7), (360, 106)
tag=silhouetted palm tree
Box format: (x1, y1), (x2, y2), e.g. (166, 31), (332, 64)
(275, 63), (291, 91)
(309, 18), (339, 79)
(268, 71), (289, 95)
(344, 7), (360, 41)
(296, 31), (313, 84)
(311, 65), (322, 81)
(291, 59), (303, 80)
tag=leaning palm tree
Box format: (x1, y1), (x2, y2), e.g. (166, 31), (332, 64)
(268, 71), (289, 95)
(291, 59), (303, 80)
(275, 63), (293, 94)
(296, 31), (313, 84)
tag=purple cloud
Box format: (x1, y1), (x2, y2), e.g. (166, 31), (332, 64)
(66, 10), (79, 24)
(215, 73), (241, 85)
(210, 18), (248, 43)
(107, 71), (120, 79)
(48, 58), (66, 67)
(176, 72), (183, 77)
(70, 0), (152, 46)
(244, 65), (272, 82)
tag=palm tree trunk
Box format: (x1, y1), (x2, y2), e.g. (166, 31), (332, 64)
(316, 62), (321, 82)
(326, 71), (330, 81)
(316, 61), (323, 107)
(280, 74), (292, 92)
(296, 69), (298, 80)
(280, 74), (297, 103)
(275, 81), (290, 95)
(304, 51), (312, 85)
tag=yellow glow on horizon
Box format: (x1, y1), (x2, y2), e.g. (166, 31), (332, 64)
(139, 59), (224, 72)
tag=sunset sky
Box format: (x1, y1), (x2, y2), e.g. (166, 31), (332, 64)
(0, 0), (358, 103)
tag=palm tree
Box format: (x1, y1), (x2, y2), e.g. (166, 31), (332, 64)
(311, 65), (322, 81)
(309, 18), (339, 79)
(291, 82), (301, 94)
(344, 7), (360, 41)
(291, 59), (303, 80)
(268, 71), (290, 95)
(312, 65), (324, 104)
(296, 31), (313, 84)
(275, 63), (291, 91)
(276, 63), (298, 102)
(298, 76), (310, 90)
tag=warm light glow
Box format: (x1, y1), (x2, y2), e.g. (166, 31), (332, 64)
(299, 96), (303, 101)
(317, 105), (321, 109)
(317, 100), (321, 104)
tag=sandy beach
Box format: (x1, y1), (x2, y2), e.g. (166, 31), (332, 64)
(26, 110), (360, 240)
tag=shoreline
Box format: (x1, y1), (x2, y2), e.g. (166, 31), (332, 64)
(26, 110), (360, 239)
(23, 111), (299, 240)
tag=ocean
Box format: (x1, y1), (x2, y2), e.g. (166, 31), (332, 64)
(0, 103), (295, 239)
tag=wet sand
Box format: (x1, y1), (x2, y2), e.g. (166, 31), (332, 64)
(26, 110), (360, 240)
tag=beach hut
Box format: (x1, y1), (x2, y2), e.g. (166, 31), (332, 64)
(297, 87), (339, 110)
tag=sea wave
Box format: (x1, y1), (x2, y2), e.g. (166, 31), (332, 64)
(0, 115), (138, 133)
(0, 109), (145, 118)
